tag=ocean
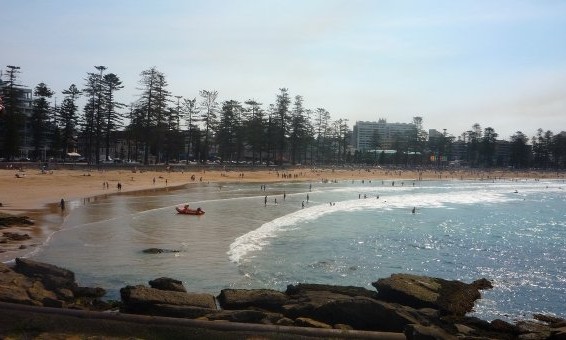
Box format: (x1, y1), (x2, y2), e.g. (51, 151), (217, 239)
(27, 178), (566, 322)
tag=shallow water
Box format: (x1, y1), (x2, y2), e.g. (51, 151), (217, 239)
(29, 179), (566, 321)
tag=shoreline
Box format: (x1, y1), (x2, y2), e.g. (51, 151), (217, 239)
(1, 166), (564, 262)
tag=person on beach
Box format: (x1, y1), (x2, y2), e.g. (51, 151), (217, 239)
(60, 198), (65, 211)
(264, 196), (267, 206)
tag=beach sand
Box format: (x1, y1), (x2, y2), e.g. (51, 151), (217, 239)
(0, 165), (562, 261)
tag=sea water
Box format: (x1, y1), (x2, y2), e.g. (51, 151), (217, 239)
(29, 179), (566, 321)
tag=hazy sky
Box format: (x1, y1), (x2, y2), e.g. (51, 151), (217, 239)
(3, 0), (566, 139)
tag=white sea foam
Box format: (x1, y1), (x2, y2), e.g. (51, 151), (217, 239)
(227, 188), (519, 264)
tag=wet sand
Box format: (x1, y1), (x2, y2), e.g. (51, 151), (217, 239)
(0, 165), (562, 262)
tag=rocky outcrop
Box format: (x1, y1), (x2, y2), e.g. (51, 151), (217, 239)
(120, 285), (216, 316)
(218, 288), (289, 311)
(0, 259), (107, 310)
(116, 273), (565, 338)
(372, 273), (489, 316)
(141, 248), (180, 254)
(2, 258), (565, 339)
(149, 277), (186, 292)
(0, 214), (34, 227)
(15, 258), (77, 292)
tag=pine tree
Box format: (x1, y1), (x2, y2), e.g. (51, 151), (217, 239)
(103, 73), (125, 161)
(81, 72), (99, 163)
(289, 95), (311, 165)
(181, 97), (199, 163)
(216, 100), (242, 162)
(136, 67), (170, 164)
(1, 65), (25, 160)
(59, 84), (81, 159)
(273, 88), (290, 165)
(31, 83), (54, 160)
(313, 108), (330, 164)
(243, 99), (265, 165)
(199, 90), (219, 162)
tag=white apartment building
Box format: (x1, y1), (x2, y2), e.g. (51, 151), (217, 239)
(352, 119), (415, 151)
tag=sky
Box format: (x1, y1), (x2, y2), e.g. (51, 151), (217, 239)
(3, 0), (566, 140)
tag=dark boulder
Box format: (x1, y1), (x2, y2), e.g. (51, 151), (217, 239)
(281, 283), (433, 332)
(73, 286), (106, 298)
(218, 288), (288, 312)
(372, 273), (491, 316)
(311, 296), (431, 332)
(286, 283), (379, 299)
(120, 285), (217, 315)
(141, 248), (180, 254)
(14, 257), (76, 291)
(149, 277), (186, 292)
(0, 215), (34, 227)
(2, 232), (31, 241)
(0, 262), (59, 307)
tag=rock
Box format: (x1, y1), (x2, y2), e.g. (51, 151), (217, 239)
(472, 278), (494, 290)
(149, 277), (186, 292)
(27, 281), (58, 303)
(533, 314), (566, 326)
(516, 320), (552, 339)
(405, 324), (457, 340)
(218, 289), (288, 312)
(56, 288), (75, 301)
(454, 323), (475, 335)
(0, 264), (58, 307)
(120, 285), (217, 314)
(491, 318), (520, 335)
(372, 273), (488, 316)
(294, 317), (333, 329)
(73, 286), (106, 298)
(0, 284), (36, 305)
(549, 326), (566, 339)
(311, 296), (431, 332)
(0, 215), (34, 227)
(280, 282), (434, 332)
(205, 310), (279, 324)
(15, 258), (76, 291)
(286, 283), (379, 299)
(144, 304), (217, 319)
(3, 232), (31, 241)
(276, 317), (295, 326)
(142, 248), (179, 254)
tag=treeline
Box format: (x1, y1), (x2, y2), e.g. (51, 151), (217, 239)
(1, 65), (565, 169)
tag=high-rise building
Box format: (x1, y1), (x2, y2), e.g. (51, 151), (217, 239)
(352, 119), (415, 151)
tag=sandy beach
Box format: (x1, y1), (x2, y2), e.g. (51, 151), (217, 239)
(0, 164), (563, 261)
